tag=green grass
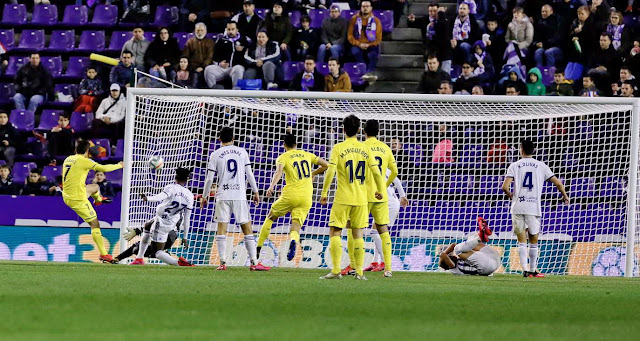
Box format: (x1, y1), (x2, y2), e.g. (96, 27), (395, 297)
(0, 261), (639, 341)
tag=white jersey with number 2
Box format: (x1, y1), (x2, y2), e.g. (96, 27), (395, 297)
(505, 158), (554, 216)
(207, 145), (252, 201)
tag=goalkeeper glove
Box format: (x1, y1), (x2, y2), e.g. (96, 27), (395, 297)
(123, 227), (138, 241)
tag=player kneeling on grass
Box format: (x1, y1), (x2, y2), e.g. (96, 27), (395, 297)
(130, 167), (195, 266)
(257, 133), (329, 263)
(115, 219), (193, 266)
(440, 217), (500, 276)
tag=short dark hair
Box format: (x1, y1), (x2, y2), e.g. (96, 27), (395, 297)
(0, 112), (8, 118)
(87, 66), (96, 72)
(622, 80), (634, 87)
(59, 113), (70, 119)
(0, 164), (10, 171)
(30, 52), (40, 57)
(30, 168), (42, 175)
(122, 50), (133, 57)
(304, 55), (315, 62)
(620, 64), (631, 72)
(440, 80), (452, 87)
(301, 15), (311, 23)
(219, 127), (234, 143)
(227, 21), (237, 27)
(76, 140), (91, 154)
(426, 54), (438, 61)
(521, 139), (535, 155)
(283, 133), (297, 148)
(600, 32), (612, 40)
(328, 57), (339, 65)
(554, 70), (565, 75)
(428, 2), (438, 8)
(364, 119), (379, 137)
(175, 167), (191, 181)
(513, 6), (524, 13)
(343, 115), (360, 137)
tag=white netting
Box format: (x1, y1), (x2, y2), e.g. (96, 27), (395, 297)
(122, 91), (639, 276)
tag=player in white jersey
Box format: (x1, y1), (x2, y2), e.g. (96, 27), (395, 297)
(439, 217), (499, 276)
(365, 170), (409, 272)
(201, 127), (270, 271)
(130, 168), (195, 266)
(501, 139), (569, 277)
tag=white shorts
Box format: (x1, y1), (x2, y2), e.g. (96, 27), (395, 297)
(214, 200), (251, 224)
(512, 214), (541, 235)
(388, 197), (400, 227)
(150, 218), (175, 243)
(466, 247), (500, 276)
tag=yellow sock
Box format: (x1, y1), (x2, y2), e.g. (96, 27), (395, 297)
(257, 218), (273, 247)
(380, 232), (392, 271)
(354, 237), (365, 276)
(90, 191), (102, 203)
(91, 228), (107, 255)
(290, 230), (300, 244)
(347, 229), (355, 268)
(330, 236), (342, 274)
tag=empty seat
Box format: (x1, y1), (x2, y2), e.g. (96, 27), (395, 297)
(1, 4), (27, 26)
(0, 83), (16, 106)
(255, 8), (269, 19)
(9, 109), (35, 132)
(31, 4), (58, 26)
(173, 32), (193, 49)
(283, 61), (304, 81)
(12, 162), (37, 183)
(289, 10), (301, 28)
(112, 139), (125, 161)
(308, 9), (329, 29)
(152, 6), (179, 27)
(37, 109), (64, 131)
(373, 10), (394, 33)
(108, 31), (133, 52)
(42, 166), (63, 181)
(144, 31), (156, 42)
(48, 30), (75, 53)
(15, 29), (45, 52)
(541, 66), (556, 87)
(40, 56), (63, 78)
(316, 62), (329, 76)
(70, 111), (94, 133)
(344, 62), (366, 86)
(62, 5), (88, 26)
(62, 56), (91, 80)
(0, 29), (15, 51)
(77, 30), (105, 52)
(50, 84), (77, 106)
(89, 5), (118, 28)
(570, 177), (596, 198)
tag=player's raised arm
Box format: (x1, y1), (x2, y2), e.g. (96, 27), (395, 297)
(79, 156), (122, 173)
(549, 176), (570, 204)
(266, 163), (285, 197)
(141, 190), (169, 203)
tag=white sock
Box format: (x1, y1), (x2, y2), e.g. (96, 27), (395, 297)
(244, 234), (258, 266)
(529, 243), (539, 272)
(518, 243), (529, 272)
(136, 231), (150, 259)
(454, 236), (480, 254)
(216, 235), (227, 264)
(155, 250), (178, 266)
(371, 229), (382, 263)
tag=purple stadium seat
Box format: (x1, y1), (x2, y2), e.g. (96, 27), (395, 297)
(173, 32), (193, 49)
(12, 162), (37, 183)
(37, 109), (64, 131)
(344, 62), (366, 86)
(340, 10), (358, 21)
(373, 10), (394, 33)
(144, 31), (156, 42)
(15, 29), (45, 52)
(50, 84), (77, 107)
(541, 66), (555, 86)
(450, 64), (462, 79)
(77, 30), (105, 52)
(0, 83), (16, 105)
(19, 139), (48, 162)
(92, 139), (111, 160)
(255, 8), (269, 19)
(570, 177), (596, 198)
(600, 177), (626, 198)
(31, 4), (58, 26)
(42, 166), (63, 181)
(289, 10), (302, 28)
(316, 62), (329, 76)
(152, 6), (179, 27)
(62, 5), (88, 26)
(0, 29), (15, 51)
(40, 56), (63, 78)
(283, 61), (304, 81)
(2, 4), (27, 26)
(108, 31), (133, 52)
(0, 160), (5, 166)
(70, 112), (94, 133)
(107, 168), (123, 188)
(90, 5), (118, 28)
(48, 30), (75, 53)
(308, 9), (329, 29)
(112, 139), (125, 161)
(403, 144), (424, 165)
(63, 56), (91, 80)
(9, 109), (35, 132)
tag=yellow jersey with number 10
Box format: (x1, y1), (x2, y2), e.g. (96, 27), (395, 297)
(276, 149), (319, 199)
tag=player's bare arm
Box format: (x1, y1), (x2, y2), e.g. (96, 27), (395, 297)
(312, 158), (329, 180)
(502, 177), (514, 199)
(266, 164), (285, 197)
(549, 176), (570, 204)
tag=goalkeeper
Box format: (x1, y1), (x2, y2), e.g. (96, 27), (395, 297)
(113, 220), (193, 266)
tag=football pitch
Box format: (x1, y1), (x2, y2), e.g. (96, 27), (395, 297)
(0, 261), (638, 341)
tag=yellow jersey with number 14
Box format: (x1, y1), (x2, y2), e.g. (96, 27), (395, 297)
(62, 154), (122, 201)
(276, 149), (319, 199)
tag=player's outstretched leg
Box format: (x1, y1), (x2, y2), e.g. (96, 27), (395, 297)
(178, 256), (195, 267)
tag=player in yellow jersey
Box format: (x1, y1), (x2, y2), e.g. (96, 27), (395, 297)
(256, 133), (329, 263)
(62, 140), (123, 263)
(319, 115), (385, 280)
(341, 119), (398, 278)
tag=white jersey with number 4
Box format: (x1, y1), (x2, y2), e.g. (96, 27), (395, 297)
(208, 145), (252, 201)
(505, 158), (554, 216)
(155, 183), (195, 228)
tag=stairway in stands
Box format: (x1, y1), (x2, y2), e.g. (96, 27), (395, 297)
(369, 0), (456, 93)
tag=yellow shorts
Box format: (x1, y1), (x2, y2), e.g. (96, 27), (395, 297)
(64, 198), (97, 223)
(270, 195), (312, 225)
(329, 203), (368, 229)
(368, 201), (390, 226)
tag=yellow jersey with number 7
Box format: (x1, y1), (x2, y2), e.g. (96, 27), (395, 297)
(62, 154), (122, 201)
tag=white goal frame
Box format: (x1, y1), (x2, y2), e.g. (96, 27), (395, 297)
(123, 88), (640, 277)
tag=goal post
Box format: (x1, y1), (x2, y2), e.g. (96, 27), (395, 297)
(122, 89), (640, 277)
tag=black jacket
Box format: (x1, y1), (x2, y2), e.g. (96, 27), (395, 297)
(408, 11), (451, 61)
(232, 12), (264, 43)
(21, 180), (53, 196)
(0, 123), (19, 148)
(533, 13), (567, 49)
(292, 27), (320, 58)
(98, 180), (116, 198)
(144, 36), (181, 70)
(0, 176), (18, 195)
(418, 69), (451, 94)
(213, 34), (250, 67)
(289, 68), (325, 91)
(589, 46), (622, 76)
(261, 13), (293, 45)
(14, 63), (53, 98)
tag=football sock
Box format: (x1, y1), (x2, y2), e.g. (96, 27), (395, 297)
(518, 242), (529, 272)
(91, 228), (108, 255)
(216, 235), (227, 264)
(347, 229), (355, 268)
(529, 243), (539, 272)
(380, 231), (392, 271)
(136, 230), (150, 259)
(371, 229), (382, 263)
(90, 190), (102, 203)
(329, 236), (341, 274)
(257, 218), (273, 247)
(354, 237), (365, 276)
(290, 230), (300, 244)
(244, 235), (258, 266)
(156, 250), (178, 266)
(454, 235), (480, 254)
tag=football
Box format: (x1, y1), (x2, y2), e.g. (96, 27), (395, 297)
(148, 156), (164, 170)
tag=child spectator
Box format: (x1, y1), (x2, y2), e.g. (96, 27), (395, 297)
(578, 75), (600, 96)
(92, 171), (116, 199)
(0, 164), (18, 195)
(526, 67), (545, 96)
(293, 16), (319, 61)
(473, 40), (494, 82)
(74, 67), (104, 113)
(21, 168), (54, 196)
(606, 11), (631, 53)
(170, 57), (199, 88)
(0, 112), (18, 167)
(547, 70), (574, 96)
(47, 113), (75, 161)
(484, 17), (506, 71)
(453, 61), (479, 94)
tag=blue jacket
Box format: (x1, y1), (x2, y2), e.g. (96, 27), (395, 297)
(109, 62), (136, 88)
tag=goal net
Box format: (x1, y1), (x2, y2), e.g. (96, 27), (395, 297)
(122, 89), (640, 277)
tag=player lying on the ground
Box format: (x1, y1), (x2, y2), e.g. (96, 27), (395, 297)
(256, 133), (329, 262)
(501, 139), (569, 278)
(130, 167), (195, 266)
(439, 217), (499, 276)
(113, 220), (193, 266)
